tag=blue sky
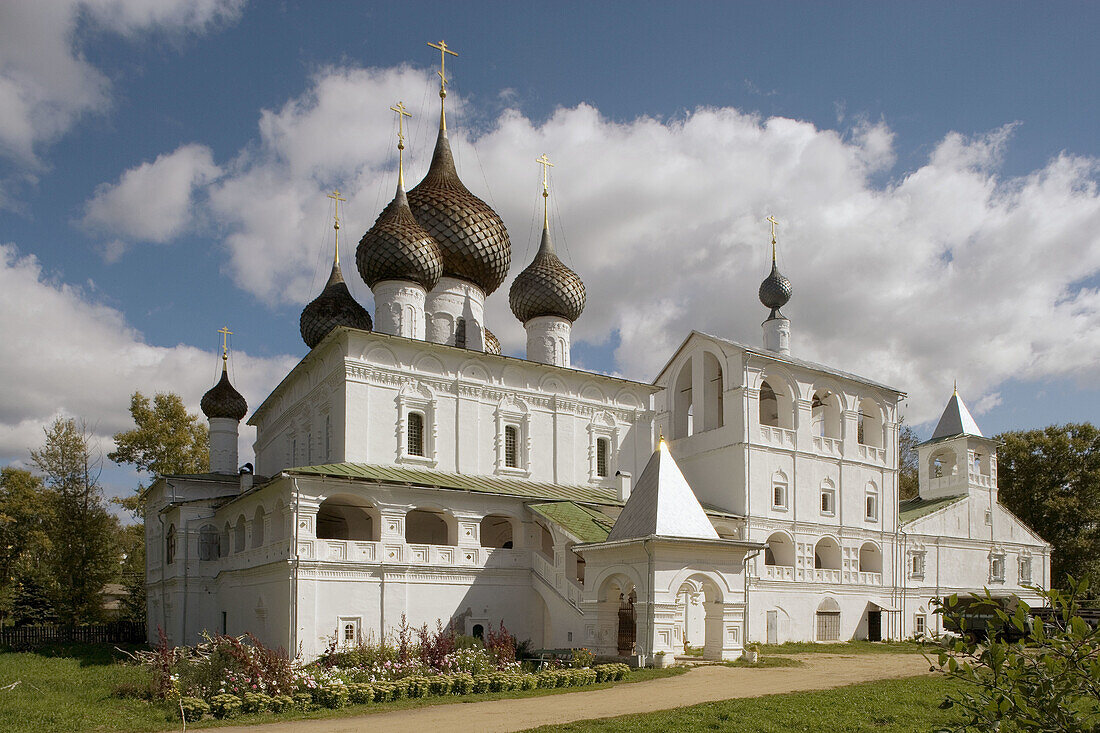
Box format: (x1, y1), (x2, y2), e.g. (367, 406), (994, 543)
(2, 1), (1098, 501)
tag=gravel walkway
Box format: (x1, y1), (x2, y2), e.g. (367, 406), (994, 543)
(227, 653), (933, 733)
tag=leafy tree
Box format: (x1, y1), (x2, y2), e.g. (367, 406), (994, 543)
(995, 423), (1100, 592)
(109, 391), (208, 516)
(932, 579), (1100, 732)
(898, 419), (920, 501)
(0, 468), (52, 623)
(30, 417), (120, 624)
(115, 522), (146, 623)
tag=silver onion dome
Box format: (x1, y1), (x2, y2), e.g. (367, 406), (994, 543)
(201, 363), (248, 421)
(407, 127), (511, 295)
(509, 224), (586, 324)
(299, 260), (372, 349)
(357, 184), (444, 291)
(759, 259), (792, 319)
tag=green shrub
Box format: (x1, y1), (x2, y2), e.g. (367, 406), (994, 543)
(453, 634), (484, 650)
(405, 675), (431, 698)
(450, 672), (474, 694)
(370, 681), (394, 702)
(209, 693), (243, 719)
(536, 670), (556, 688)
(241, 691), (272, 713)
(519, 673), (538, 690)
(571, 647), (596, 668)
(472, 673), (491, 693)
(348, 682), (373, 704)
(594, 664), (612, 683)
(488, 670), (510, 692)
(270, 694), (295, 713)
(428, 675), (453, 695)
(390, 678), (410, 700)
(292, 692), (314, 711)
(178, 696), (209, 722)
(315, 685), (349, 709)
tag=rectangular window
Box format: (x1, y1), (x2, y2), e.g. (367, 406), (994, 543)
(504, 425), (519, 468)
(1019, 558), (1032, 584)
(339, 617), (361, 646)
(772, 484), (787, 509)
(407, 412), (425, 457)
(865, 494), (878, 521)
(596, 437), (610, 478)
(910, 553), (925, 578)
(820, 490), (835, 515)
(984, 510), (993, 525)
(991, 555), (1005, 582)
(915, 614), (926, 635)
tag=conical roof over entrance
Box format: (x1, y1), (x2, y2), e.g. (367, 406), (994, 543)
(930, 390), (983, 440)
(606, 441), (718, 541)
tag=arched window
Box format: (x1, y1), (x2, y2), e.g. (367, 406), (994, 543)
(811, 389), (842, 439)
(234, 515), (246, 552)
(405, 509), (454, 545)
(220, 523), (231, 558)
(317, 495), (378, 541)
(771, 472), (789, 510)
(858, 398), (883, 447)
(929, 448), (957, 478)
(596, 437), (611, 478)
(859, 542), (883, 573)
(198, 525), (219, 561)
(407, 412), (425, 457)
(764, 532), (795, 566)
(672, 362), (693, 439)
(252, 506), (266, 548)
(814, 538), (841, 570)
(759, 381), (780, 427)
(816, 597), (841, 641)
(504, 425), (519, 468)
(480, 515), (515, 548)
(165, 524), (177, 565)
(702, 352), (723, 431)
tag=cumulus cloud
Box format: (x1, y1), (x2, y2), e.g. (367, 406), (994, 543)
(0, 0), (243, 165)
(123, 64), (1100, 425)
(0, 243), (295, 467)
(81, 143), (220, 256)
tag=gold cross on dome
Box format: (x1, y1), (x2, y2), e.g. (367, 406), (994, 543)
(217, 326), (233, 360)
(536, 153), (554, 225)
(428, 40), (458, 95)
(389, 101), (412, 149)
(767, 215), (779, 243)
(327, 189), (346, 262)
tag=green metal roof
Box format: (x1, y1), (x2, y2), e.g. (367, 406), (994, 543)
(899, 494), (966, 524)
(528, 502), (615, 543)
(288, 462), (620, 504)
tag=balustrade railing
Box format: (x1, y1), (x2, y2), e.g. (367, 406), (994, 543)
(759, 425), (796, 448)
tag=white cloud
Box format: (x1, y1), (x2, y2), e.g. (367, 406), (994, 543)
(0, 0), (243, 164)
(81, 143), (220, 255)
(173, 65), (1100, 425)
(0, 243), (295, 466)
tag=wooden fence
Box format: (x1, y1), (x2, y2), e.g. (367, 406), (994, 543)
(0, 621), (146, 648)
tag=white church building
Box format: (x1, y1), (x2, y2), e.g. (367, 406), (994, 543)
(143, 53), (1050, 663)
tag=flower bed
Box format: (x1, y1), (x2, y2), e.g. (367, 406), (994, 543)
(136, 623), (628, 723)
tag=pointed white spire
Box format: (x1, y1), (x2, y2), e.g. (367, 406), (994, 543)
(607, 441), (718, 541)
(930, 389), (983, 440)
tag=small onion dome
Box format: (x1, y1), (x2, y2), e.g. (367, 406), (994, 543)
(299, 260), (373, 349)
(484, 327), (501, 355)
(357, 184), (443, 290)
(509, 224), (586, 324)
(201, 364), (248, 421)
(407, 128), (511, 295)
(758, 259), (792, 319)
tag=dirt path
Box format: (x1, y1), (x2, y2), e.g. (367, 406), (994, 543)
(228, 653), (933, 733)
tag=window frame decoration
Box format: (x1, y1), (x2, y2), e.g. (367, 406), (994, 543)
(989, 547), (1006, 583)
(864, 483), (879, 522)
(495, 396), (531, 476)
(819, 480), (836, 516)
(587, 412), (620, 483)
(397, 383), (438, 466)
(166, 524), (177, 565)
(771, 471), (789, 511)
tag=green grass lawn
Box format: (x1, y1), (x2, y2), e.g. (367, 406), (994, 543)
(522, 675), (964, 732)
(0, 646), (685, 733)
(758, 640), (930, 655)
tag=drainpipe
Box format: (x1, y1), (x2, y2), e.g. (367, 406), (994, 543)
(291, 476), (300, 657)
(743, 548), (762, 646)
(643, 538), (654, 665)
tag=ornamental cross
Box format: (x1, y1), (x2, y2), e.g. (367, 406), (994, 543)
(427, 40), (458, 95)
(217, 326), (232, 359)
(536, 153), (554, 225)
(767, 215), (779, 243)
(327, 189), (346, 261)
(389, 101), (412, 149)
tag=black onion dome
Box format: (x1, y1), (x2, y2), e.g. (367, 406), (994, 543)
(201, 364), (248, 421)
(299, 260), (373, 348)
(759, 259), (792, 318)
(509, 225), (586, 323)
(484, 327), (501, 355)
(357, 184), (443, 290)
(407, 128), (511, 294)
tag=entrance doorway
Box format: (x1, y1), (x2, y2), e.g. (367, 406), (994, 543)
(868, 610), (882, 642)
(766, 610), (778, 644)
(616, 590), (637, 656)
